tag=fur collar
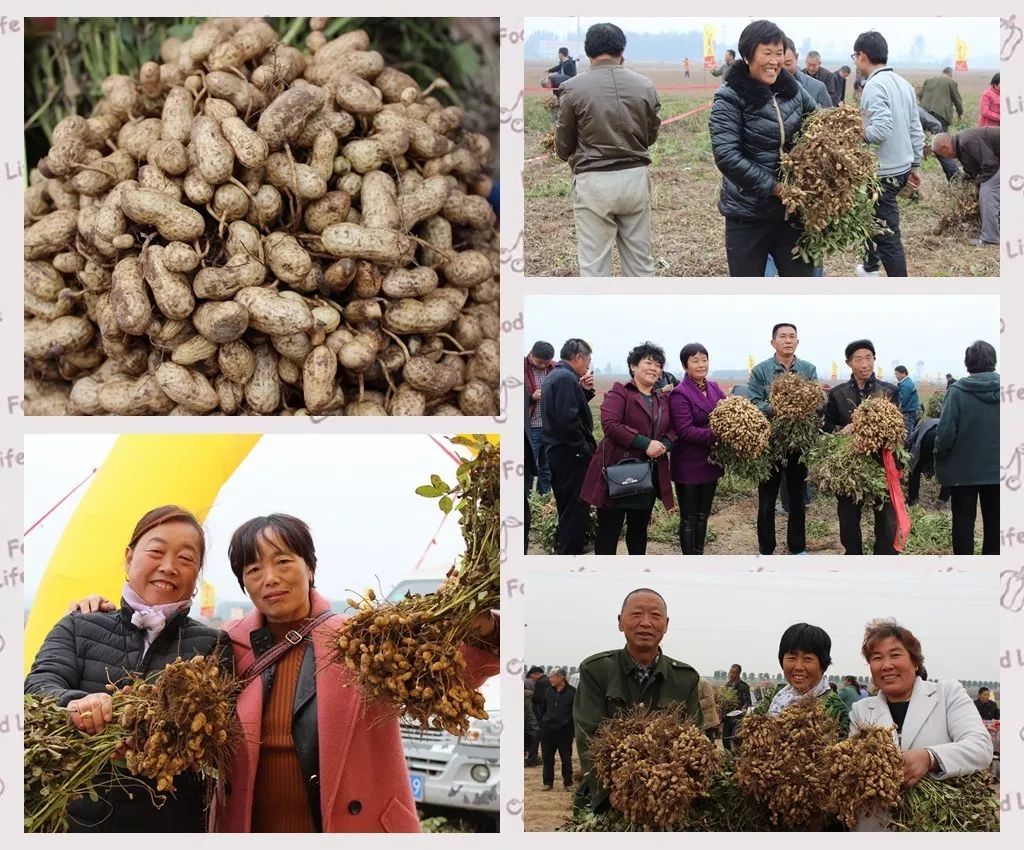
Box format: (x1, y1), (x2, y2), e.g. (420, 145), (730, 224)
(725, 60), (800, 105)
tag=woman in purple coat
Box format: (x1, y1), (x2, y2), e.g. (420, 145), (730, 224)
(581, 342), (677, 555)
(668, 343), (727, 554)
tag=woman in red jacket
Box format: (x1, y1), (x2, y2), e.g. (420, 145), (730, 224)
(978, 73), (1000, 127)
(580, 342), (677, 555)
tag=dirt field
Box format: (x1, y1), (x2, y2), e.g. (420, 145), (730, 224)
(523, 758), (578, 832)
(523, 63), (1000, 278)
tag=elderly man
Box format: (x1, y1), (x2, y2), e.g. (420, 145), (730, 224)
(784, 38), (831, 108)
(804, 50), (842, 106)
(722, 663), (752, 750)
(540, 668), (576, 790)
(920, 67), (964, 181)
(525, 341), (556, 494)
(556, 22), (661, 276)
(932, 128), (999, 246)
(573, 588), (702, 813)
(710, 48), (736, 78)
(836, 65), (851, 104)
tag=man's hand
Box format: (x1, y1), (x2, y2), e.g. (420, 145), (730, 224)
(68, 595), (115, 615)
(532, 388), (542, 401)
(840, 423), (855, 435)
(645, 442), (667, 459)
(67, 693), (114, 735)
(660, 384), (673, 394)
(580, 373), (595, 391)
(908, 169), (922, 190)
(902, 749), (933, 788)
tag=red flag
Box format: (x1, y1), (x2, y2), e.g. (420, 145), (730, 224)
(883, 449), (911, 552)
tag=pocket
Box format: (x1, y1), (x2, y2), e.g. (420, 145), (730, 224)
(380, 796), (421, 833)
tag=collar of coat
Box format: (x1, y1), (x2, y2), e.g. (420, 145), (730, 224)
(858, 677), (939, 748)
(725, 61), (800, 106)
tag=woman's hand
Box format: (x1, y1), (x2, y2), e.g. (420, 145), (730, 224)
(902, 748), (933, 787)
(645, 441), (667, 459)
(67, 693), (114, 735)
(68, 595), (115, 615)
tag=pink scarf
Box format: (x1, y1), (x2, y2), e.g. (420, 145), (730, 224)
(122, 582), (192, 649)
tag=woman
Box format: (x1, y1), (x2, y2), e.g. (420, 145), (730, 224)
(978, 73), (1000, 127)
(760, 622), (850, 736)
(668, 343), (726, 554)
(709, 19), (819, 277)
(934, 340), (999, 555)
(25, 506), (229, 832)
(581, 342), (677, 555)
(216, 514), (500, 832)
(850, 620), (992, 828)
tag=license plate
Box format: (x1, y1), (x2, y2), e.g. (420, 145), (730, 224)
(409, 772), (425, 801)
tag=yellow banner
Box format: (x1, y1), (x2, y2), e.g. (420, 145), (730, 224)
(831, 362), (838, 381)
(955, 37), (968, 70)
(200, 579), (216, 619)
(747, 354), (754, 373)
(703, 24), (716, 61)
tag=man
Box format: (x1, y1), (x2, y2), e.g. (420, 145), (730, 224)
(683, 57), (691, 79)
(824, 339), (900, 555)
(919, 67), (964, 181)
(710, 49), (736, 78)
(784, 39), (831, 108)
(526, 666), (550, 765)
(654, 370), (679, 395)
(546, 47), (578, 88)
(541, 338), (597, 555)
(894, 365), (920, 435)
(524, 678), (539, 767)
(974, 686), (1000, 721)
(747, 323), (819, 556)
(946, 373), (956, 388)
(573, 588), (701, 812)
(556, 23), (661, 277)
(932, 128), (1000, 246)
(525, 341), (556, 495)
(540, 668), (576, 790)
(722, 663), (752, 751)
(853, 31), (924, 278)
(907, 412), (950, 506)
(804, 50), (842, 106)
(836, 65), (851, 104)
(838, 675), (862, 712)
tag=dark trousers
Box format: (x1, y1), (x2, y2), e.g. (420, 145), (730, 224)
(780, 477), (812, 511)
(723, 715), (741, 750)
(837, 496), (898, 555)
(927, 112), (962, 181)
(595, 506), (654, 555)
(908, 465), (950, 504)
(758, 455), (808, 554)
(675, 481), (717, 554)
(725, 218), (815, 277)
(864, 172), (909, 276)
(541, 724), (574, 787)
(526, 704), (544, 762)
(949, 484), (1000, 555)
(547, 444), (592, 555)
(528, 426), (551, 493)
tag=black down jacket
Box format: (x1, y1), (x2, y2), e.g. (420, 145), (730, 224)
(709, 62), (818, 221)
(25, 602), (232, 832)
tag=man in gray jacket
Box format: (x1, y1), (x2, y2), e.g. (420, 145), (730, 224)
(784, 38), (831, 108)
(556, 22), (661, 277)
(853, 30), (924, 277)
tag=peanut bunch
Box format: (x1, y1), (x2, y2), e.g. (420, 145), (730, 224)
(709, 396), (774, 482)
(734, 697), (838, 829)
(769, 373), (823, 462)
(24, 17), (499, 416)
(826, 725), (904, 828)
(590, 705), (719, 829)
(807, 433), (892, 507)
(851, 396), (907, 455)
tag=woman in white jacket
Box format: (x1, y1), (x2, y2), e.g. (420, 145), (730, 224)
(850, 619), (993, 788)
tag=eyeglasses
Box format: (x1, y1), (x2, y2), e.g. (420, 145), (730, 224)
(850, 52), (860, 61)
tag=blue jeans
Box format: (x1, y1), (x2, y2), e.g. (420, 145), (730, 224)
(529, 426), (551, 494)
(765, 255), (824, 276)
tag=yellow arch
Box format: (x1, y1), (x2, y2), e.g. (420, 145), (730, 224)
(24, 434), (260, 673)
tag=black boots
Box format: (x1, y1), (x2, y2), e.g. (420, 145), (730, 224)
(680, 516), (697, 555)
(695, 513), (709, 555)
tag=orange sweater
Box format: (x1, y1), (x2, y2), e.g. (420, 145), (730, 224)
(251, 621), (316, 832)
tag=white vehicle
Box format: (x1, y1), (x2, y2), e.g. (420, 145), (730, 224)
(387, 573), (500, 824)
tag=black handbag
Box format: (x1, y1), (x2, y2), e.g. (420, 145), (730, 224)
(603, 394), (662, 500)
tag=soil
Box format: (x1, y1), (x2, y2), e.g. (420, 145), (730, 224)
(523, 755), (577, 832)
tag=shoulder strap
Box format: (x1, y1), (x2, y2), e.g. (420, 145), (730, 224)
(238, 609), (334, 683)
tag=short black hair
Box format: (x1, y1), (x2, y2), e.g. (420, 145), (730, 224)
(730, 663), (742, 673)
(853, 31), (888, 64)
(772, 322), (797, 338)
(964, 340), (997, 374)
(943, 66), (954, 75)
(894, 365), (908, 376)
(725, 49), (736, 59)
(560, 338), (592, 360)
(737, 20), (786, 64)
(778, 622), (832, 672)
(558, 47), (569, 57)
(843, 675), (858, 686)
(839, 65), (851, 74)
(783, 36), (797, 55)
(627, 341), (666, 372)
(584, 23), (626, 59)
(679, 343), (709, 368)
(526, 665), (545, 676)
(620, 587), (667, 614)
(992, 72), (1001, 86)
(978, 686), (990, 694)
(229, 514), (317, 590)
(530, 340), (555, 360)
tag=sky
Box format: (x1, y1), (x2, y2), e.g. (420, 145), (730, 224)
(525, 17), (999, 64)
(23, 434), (475, 605)
(525, 294), (1000, 379)
(525, 567), (997, 681)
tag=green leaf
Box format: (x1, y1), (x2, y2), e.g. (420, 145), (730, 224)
(430, 474), (451, 493)
(439, 495), (453, 514)
(415, 485), (443, 498)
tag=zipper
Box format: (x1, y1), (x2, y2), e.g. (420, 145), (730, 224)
(771, 93), (785, 162)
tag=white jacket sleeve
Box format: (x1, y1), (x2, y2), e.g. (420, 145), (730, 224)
(929, 680), (994, 778)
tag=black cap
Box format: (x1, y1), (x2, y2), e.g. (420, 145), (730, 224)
(844, 339), (875, 360)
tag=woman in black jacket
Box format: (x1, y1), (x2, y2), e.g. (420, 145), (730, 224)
(25, 505), (230, 832)
(709, 19), (819, 277)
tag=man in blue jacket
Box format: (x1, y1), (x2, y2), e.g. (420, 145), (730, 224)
(541, 338), (597, 554)
(894, 365), (920, 434)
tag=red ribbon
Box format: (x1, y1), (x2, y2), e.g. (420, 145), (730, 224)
(883, 449), (911, 552)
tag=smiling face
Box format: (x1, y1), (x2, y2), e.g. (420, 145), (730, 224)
(868, 636), (918, 702)
(618, 591), (669, 655)
(685, 351), (709, 382)
(241, 528), (314, 623)
(633, 355), (663, 388)
(781, 649), (824, 694)
(749, 41), (784, 85)
(125, 521), (202, 605)
(848, 348), (876, 383)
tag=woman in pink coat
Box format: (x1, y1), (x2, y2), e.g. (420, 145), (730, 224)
(214, 514), (499, 833)
(978, 73), (1000, 127)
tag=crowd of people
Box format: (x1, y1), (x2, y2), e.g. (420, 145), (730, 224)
(525, 330), (999, 556)
(549, 21), (1000, 277)
(524, 589), (996, 827)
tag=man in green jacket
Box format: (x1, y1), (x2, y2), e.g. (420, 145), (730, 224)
(919, 68), (964, 181)
(746, 323), (820, 556)
(573, 588), (702, 813)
